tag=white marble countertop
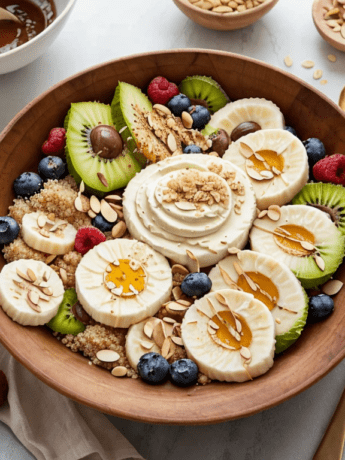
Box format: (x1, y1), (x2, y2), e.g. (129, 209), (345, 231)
(0, 0), (344, 459)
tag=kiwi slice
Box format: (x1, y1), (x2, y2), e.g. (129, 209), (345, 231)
(47, 288), (85, 335)
(111, 81), (151, 167)
(178, 76), (229, 114)
(65, 102), (143, 195)
(292, 183), (345, 236)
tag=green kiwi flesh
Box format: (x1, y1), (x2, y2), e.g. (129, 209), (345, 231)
(179, 75), (229, 114)
(65, 102), (143, 195)
(275, 289), (309, 354)
(47, 289), (85, 335)
(292, 182), (345, 236)
(111, 81), (152, 167)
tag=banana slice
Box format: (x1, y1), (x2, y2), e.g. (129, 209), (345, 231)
(250, 205), (345, 289)
(126, 316), (183, 370)
(208, 250), (308, 354)
(223, 129), (308, 209)
(181, 290), (275, 382)
(75, 239), (173, 328)
(209, 98), (284, 141)
(123, 154), (257, 269)
(22, 212), (77, 255)
(0, 259), (64, 326)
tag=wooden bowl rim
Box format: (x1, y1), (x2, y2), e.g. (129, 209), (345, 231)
(312, 0), (345, 52)
(0, 48), (345, 424)
(174, 0), (278, 17)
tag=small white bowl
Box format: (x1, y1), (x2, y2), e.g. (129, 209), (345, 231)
(0, 0), (77, 75)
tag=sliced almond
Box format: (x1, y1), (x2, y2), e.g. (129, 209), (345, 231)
(267, 209), (281, 221)
(328, 54), (337, 62)
(152, 321), (166, 348)
(111, 221), (127, 239)
(325, 7), (340, 17)
(101, 199), (117, 223)
(246, 165), (265, 181)
(322, 279), (343, 295)
(186, 249), (200, 273)
(314, 255), (325, 271)
(208, 319), (219, 330)
(219, 266), (238, 289)
(88, 210), (97, 219)
(284, 55), (293, 67)
(105, 194), (122, 203)
(320, 79), (328, 85)
(59, 268), (68, 284)
(166, 301), (189, 312)
(153, 104), (171, 115)
(239, 142), (254, 159)
(37, 214), (47, 228)
(258, 210), (268, 218)
(161, 337), (171, 358)
(172, 285), (183, 301)
(41, 287), (53, 296)
(140, 341), (154, 350)
(182, 111), (193, 129)
(172, 264), (189, 276)
(176, 299), (192, 307)
(215, 291), (229, 306)
(313, 69), (323, 80)
(26, 292), (41, 312)
(243, 273), (257, 291)
(45, 254), (57, 265)
(97, 172), (109, 188)
(300, 241), (315, 251)
(90, 195), (101, 214)
(301, 60), (315, 68)
(233, 261), (244, 276)
(108, 203), (123, 212)
(16, 267), (32, 282)
(96, 350), (120, 362)
(163, 316), (176, 324)
(171, 336), (184, 347)
(28, 290), (40, 305)
(174, 201), (197, 211)
(27, 268), (37, 282)
(80, 195), (91, 212)
(167, 133), (177, 153)
(240, 346), (251, 360)
(228, 247), (240, 255)
(260, 170), (274, 179)
(79, 180), (85, 194)
(39, 229), (50, 238)
(74, 196), (83, 212)
(111, 366), (127, 377)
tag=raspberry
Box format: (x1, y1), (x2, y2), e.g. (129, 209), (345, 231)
(313, 154), (345, 186)
(74, 227), (106, 255)
(42, 127), (66, 157)
(147, 76), (179, 105)
(0, 370), (8, 408)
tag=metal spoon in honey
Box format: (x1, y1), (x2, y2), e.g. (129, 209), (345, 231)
(0, 6), (22, 24)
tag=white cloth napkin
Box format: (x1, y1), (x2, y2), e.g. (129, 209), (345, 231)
(0, 345), (144, 460)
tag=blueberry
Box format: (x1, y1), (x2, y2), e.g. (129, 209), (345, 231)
(13, 172), (43, 199)
(38, 156), (66, 180)
(0, 216), (20, 244)
(188, 105), (211, 130)
(91, 214), (114, 232)
(137, 352), (169, 385)
(181, 272), (212, 298)
(307, 294), (334, 323)
(167, 94), (191, 117)
(169, 359), (199, 387)
(183, 144), (202, 154)
(303, 138), (326, 176)
(284, 126), (298, 137)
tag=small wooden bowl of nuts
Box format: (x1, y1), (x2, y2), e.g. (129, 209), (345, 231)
(172, 0), (280, 31)
(312, 0), (345, 52)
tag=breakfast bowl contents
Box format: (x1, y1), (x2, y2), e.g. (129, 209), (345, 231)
(172, 0), (280, 31)
(0, 0), (76, 74)
(0, 50), (345, 424)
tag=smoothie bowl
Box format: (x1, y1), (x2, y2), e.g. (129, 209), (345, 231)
(0, 49), (344, 424)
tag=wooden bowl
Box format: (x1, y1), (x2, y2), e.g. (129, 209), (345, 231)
(312, 0), (345, 52)
(172, 0), (280, 31)
(1, 49), (345, 425)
